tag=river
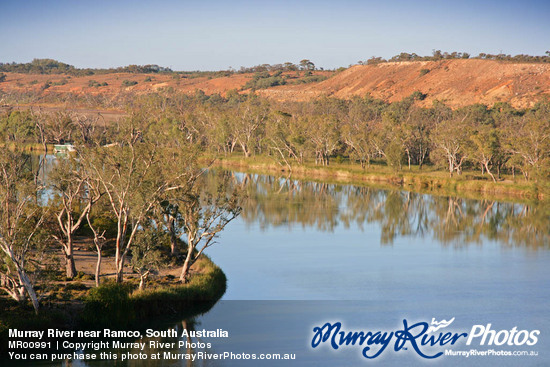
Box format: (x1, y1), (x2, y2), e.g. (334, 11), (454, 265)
(143, 171), (549, 366)
(25, 159), (550, 366)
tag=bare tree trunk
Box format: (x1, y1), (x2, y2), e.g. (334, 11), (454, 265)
(87, 212), (104, 287)
(138, 271), (149, 290)
(484, 161), (496, 183)
(115, 228), (124, 282)
(64, 236), (77, 279)
(116, 257), (125, 283)
(95, 251), (102, 287)
(180, 243), (195, 283)
(18, 270), (39, 314)
(168, 215), (178, 256)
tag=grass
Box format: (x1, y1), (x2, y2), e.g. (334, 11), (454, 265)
(0, 142), (45, 152)
(0, 255), (226, 355)
(206, 154), (548, 204)
(80, 255), (226, 328)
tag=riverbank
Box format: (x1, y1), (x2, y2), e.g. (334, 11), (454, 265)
(211, 155), (548, 204)
(0, 255), (226, 355)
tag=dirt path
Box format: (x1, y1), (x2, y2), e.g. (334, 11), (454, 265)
(68, 238), (183, 288)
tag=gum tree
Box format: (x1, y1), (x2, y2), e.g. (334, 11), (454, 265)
(178, 173), (242, 282)
(0, 152), (44, 313)
(81, 117), (199, 282)
(49, 157), (101, 278)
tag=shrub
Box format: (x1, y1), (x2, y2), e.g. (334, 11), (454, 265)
(419, 68), (430, 76)
(82, 281), (135, 327)
(53, 78), (68, 86)
(122, 80), (138, 87)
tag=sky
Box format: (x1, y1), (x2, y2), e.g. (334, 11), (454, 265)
(1, 0), (549, 71)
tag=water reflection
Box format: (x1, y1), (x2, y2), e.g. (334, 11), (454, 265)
(215, 171), (548, 249)
(28, 154), (549, 250)
(29, 165), (549, 367)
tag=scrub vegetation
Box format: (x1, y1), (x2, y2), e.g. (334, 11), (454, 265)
(0, 54), (548, 331)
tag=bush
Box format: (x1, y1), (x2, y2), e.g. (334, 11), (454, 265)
(53, 78), (68, 86)
(122, 80), (138, 87)
(243, 72), (286, 90)
(419, 68), (430, 76)
(82, 281), (135, 327)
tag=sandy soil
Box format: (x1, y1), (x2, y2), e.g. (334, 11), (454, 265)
(258, 59), (550, 108)
(68, 238), (183, 287)
(1, 59), (549, 109)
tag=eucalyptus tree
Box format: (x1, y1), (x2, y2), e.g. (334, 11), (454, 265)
(44, 111), (76, 144)
(431, 118), (472, 176)
(178, 173), (242, 282)
(233, 96), (269, 157)
(130, 226), (166, 290)
(503, 107), (550, 181)
(264, 110), (296, 169)
(341, 97), (383, 169)
(305, 115), (341, 166)
(468, 123), (502, 182)
(80, 116), (199, 282)
(0, 110), (36, 143)
(0, 152), (45, 313)
(49, 157), (101, 278)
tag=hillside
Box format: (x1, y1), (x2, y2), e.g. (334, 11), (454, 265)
(0, 72), (252, 98)
(1, 59), (550, 108)
(259, 59), (550, 108)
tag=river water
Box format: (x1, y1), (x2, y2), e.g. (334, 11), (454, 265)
(191, 172), (549, 366)
(22, 160), (550, 366)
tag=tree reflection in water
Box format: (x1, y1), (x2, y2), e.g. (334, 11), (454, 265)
(206, 170), (548, 250)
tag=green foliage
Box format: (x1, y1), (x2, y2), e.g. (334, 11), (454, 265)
(82, 257), (226, 327)
(419, 68), (430, 76)
(243, 71), (286, 90)
(83, 281), (135, 327)
(130, 228), (167, 288)
(386, 140), (405, 170)
(88, 80), (103, 87)
(0, 59), (172, 76)
(409, 91), (427, 101)
(0, 110), (36, 142)
(52, 78), (68, 86)
(299, 59), (315, 70)
(361, 51), (550, 65)
(291, 74), (328, 84)
(122, 79), (138, 87)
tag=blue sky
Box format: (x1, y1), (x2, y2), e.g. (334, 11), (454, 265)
(1, 0), (549, 71)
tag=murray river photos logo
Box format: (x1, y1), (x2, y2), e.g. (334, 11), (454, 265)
(311, 318), (540, 360)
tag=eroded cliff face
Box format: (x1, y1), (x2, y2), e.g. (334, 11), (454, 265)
(1, 59), (549, 108)
(258, 60), (550, 108)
